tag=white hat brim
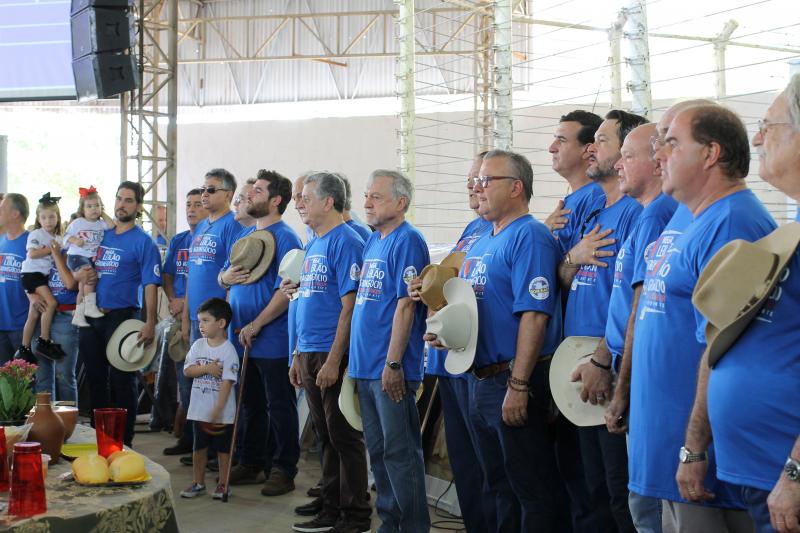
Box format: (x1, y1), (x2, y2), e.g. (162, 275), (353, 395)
(338, 374), (363, 431)
(278, 249), (306, 284)
(442, 278), (478, 375)
(106, 319), (158, 372)
(549, 336), (605, 427)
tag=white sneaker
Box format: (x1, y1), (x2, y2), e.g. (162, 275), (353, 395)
(71, 303), (90, 327)
(83, 293), (105, 318)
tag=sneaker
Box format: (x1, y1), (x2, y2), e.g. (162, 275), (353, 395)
(180, 483), (206, 498)
(295, 497), (323, 516)
(229, 463), (266, 485)
(292, 513), (338, 532)
(13, 345), (37, 364)
(163, 440), (193, 456)
(212, 483), (231, 500)
(34, 337), (65, 361)
(261, 467), (295, 496)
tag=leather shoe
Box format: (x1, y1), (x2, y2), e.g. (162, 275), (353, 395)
(261, 467), (295, 496)
(294, 497), (323, 516)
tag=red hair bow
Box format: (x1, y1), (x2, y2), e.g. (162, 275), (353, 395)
(79, 186), (97, 198)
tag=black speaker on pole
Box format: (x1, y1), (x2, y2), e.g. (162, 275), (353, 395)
(70, 0), (138, 101)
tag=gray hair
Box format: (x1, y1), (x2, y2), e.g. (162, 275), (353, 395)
(305, 172), (346, 213)
(5, 193), (29, 222)
(205, 168), (237, 194)
(786, 73), (800, 132)
(333, 172), (353, 211)
(367, 169), (414, 213)
(482, 149), (534, 201)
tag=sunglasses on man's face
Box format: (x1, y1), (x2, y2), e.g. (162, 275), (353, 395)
(200, 185), (230, 195)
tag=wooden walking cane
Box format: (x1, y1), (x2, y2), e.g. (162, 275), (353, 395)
(222, 344), (250, 503)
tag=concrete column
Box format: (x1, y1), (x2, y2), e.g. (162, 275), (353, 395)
(625, 0), (652, 118)
(492, 0), (513, 149)
(395, 0), (416, 220)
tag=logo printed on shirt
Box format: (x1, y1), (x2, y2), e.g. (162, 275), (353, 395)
(402, 265), (417, 285)
(612, 248), (626, 290)
(640, 231), (681, 318)
(175, 248), (190, 277)
(189, 232), (220, 265)
(349, 263), (361, 281)
(529, 276), (550, 301)
(356, 258), (386, 305)
(0, 253), (23, 282)
(94, 246), (123, 277)
(571, 264), (599, 291)
(463, 254), (490, 299)
(299, 254), (329, 297)
(76, 230), (104, 249)
(755, 264), (792, 323)
(153, 263), (160, 277)
(455, 233), (481, 253)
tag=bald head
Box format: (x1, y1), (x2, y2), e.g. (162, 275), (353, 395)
(656, 99), (717, 139)
(614, 123), (662, 202)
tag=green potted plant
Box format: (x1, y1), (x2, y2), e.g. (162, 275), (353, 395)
(0, 359), (37, 425)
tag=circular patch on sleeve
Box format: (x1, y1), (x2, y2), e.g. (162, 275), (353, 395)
(350, 263), (361, 281)
(529, 276), (550, 300)
(402, 265), (418, 285)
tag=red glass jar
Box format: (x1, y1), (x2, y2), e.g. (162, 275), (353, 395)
(8, 442), (46, 517)
(0, 427), (9, 492)
(94, 408), (126, 458)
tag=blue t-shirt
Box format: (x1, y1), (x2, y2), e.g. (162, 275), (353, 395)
(296, 224), (364, 353)
(553, 181), (606, 256)
(564, 195), (642, 338)
(49, 254), (78, 306)
(0, 232), (29, 330)
(349, 221), (430, 381)
(427, 216), (492, 377)
(226, 221), (302, 359)
(708, 211), (800, 492)
(95, 226), (162, 310)
(162, 230), (193, 299)
(345, 219), (372, 242)
(186, 212), (242, 317)
(605, 194), (678, 361)
(629, 189), (776, 506)
(460, 215), (562, 368)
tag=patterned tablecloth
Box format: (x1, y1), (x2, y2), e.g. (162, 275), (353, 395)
(0, 424), (179, 532)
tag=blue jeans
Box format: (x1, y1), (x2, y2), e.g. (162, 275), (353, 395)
(468, 362), (561, 533)
(438, 376), (493, 532)
(0, 330), (23, 364)
(740, 485), (776, 533)
(357, 378), (430, 533)
(239, 357), (299, 478)
(33, 311), (78, 402)
(629, 490), (663, 533)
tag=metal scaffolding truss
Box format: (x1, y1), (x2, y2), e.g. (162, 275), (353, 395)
(123, 0), (178, 240)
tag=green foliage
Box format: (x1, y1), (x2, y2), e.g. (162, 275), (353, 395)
(0, 360), (37, 422)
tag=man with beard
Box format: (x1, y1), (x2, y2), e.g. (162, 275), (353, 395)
(560, 110), (647, 533)
(76, 181), (162, 446)
(221, 170), (303, 496)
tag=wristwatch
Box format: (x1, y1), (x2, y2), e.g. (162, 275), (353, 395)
(679, 446), (708, 464)
(386, 360), (402, 371)
(784, 457), (800, 482)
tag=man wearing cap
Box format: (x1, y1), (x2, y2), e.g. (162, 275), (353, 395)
(160, 188), (206, 449)
(282, 172), (371, 533)
(442, 149), (563, 531)
(545, 110), (606, 256)
(629, 105), (775, 532)
(76, 181), (162, 446)
(560, 110), (647, 533)
(0, 193), (30, 363)
(679, 76), (800, 533)
(349, 169), (430, 532)
(410, 152), (493, 532)
(220, 169), (302, 496)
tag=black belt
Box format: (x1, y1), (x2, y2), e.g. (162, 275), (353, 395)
(470, 354), (553, 380)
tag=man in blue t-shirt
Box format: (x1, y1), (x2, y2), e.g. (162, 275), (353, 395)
(76, 181), (162, 446)
(220, 170), (302, 497)
(560, 110), (647, 533)
(631, 105), (775, 532)
(428, 150), (563, 532)
(544, 110), (606, 257)
(282, 172), (370, 532)
(682, 78), (800, 532)
(159, 188), (205, 445)
(0, 193), (30, 363)
(349, 169), (430, 532)
(409, 152), (494, 532)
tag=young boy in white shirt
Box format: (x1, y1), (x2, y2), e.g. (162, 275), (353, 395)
(180, 297), (239, 500)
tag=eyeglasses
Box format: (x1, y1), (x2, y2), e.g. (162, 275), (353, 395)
(757, 119), (792, 136)
(474, 175), (519, 188)
(200, 185), (231, 195)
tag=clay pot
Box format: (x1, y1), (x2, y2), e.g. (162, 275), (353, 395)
(53, 407), (78, 441)
(25, 393), (65, 465)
